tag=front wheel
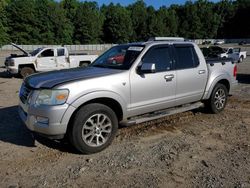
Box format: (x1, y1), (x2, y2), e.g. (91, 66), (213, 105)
(69, 103), (118, 154)
(20, 67), (35, 79)
(205, 83), (228, 114)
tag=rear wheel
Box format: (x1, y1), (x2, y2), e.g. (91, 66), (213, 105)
(20, 67), (35, 79)
(69, 103), (118, 154)
(205, 83), (228, 114)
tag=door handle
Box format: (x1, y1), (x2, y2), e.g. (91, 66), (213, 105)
(199, 70), (206, 74)
(164, 74), (174, 82)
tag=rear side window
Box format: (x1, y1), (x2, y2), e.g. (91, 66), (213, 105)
(142, 47), (172, 72)
(175, 46), (199, 69)
(57, 49), (65, 56)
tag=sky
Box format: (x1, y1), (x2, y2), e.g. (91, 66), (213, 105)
(95, 0), (220, 9)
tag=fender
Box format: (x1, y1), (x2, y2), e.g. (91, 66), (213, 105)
(203, 74), (231, 100)
(60, 90), (128, 126)
(18, 63), (37, 71)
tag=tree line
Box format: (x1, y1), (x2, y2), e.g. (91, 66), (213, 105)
(0, 0), (249, 46)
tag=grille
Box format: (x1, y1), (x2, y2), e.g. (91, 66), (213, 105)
(19, 84), (32, 104)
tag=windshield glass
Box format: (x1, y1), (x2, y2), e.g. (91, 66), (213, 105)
(91, 45), (144, 70)
(30, 48), (43, 56)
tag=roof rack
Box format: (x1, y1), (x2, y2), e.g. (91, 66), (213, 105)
(148, 37), (185, 42)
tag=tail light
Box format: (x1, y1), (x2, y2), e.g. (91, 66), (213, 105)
(233, 65), (237, 77)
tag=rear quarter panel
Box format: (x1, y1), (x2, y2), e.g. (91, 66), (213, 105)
(203, 61), (237, 100)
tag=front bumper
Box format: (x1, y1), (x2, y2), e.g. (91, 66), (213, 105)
(6, 66), (18, 74)
(18, 100), (74, 138)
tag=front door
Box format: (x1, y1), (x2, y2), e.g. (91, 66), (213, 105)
(36, 49), (57, 71)
(129, 45), (176, 116)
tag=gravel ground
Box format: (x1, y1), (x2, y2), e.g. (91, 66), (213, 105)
(0, 58), (250, 188)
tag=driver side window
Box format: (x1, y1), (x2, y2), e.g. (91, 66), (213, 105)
(40, 49), (54, 57)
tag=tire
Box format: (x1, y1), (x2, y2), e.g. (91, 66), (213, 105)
(79, 61), (90, 67)
(69, 103), (118, 154)
(20, 67), (35, 79)
(205, 83), (228, 114)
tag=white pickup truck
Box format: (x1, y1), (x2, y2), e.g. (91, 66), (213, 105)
(5, 43), (98, 78)
(219, 47), (247, 63)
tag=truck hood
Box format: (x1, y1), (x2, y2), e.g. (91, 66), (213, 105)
(11, 43), (30, 56)
(25, 67), (123, 89)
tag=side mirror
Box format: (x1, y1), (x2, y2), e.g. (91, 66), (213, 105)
(138, 63), (156, 74)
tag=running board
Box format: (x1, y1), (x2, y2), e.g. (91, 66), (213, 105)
(124, 102), (204, 126)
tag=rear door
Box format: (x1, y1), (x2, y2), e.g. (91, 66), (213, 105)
(129, 45), (176, 116)
(173, 44), (208, 105)
(36, 49), (57, 71)
(56, 48), (70, 69)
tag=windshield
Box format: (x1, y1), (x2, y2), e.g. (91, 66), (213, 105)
(91, 45), (144, 70)
(30, 48), (43, 56)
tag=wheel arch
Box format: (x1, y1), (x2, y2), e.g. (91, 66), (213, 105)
(18, 64), (36, 72)
(203, 76), (231, 100)
(62, 91), (126, 135)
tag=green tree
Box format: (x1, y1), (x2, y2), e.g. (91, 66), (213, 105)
(61, 0), (79, 22)
(34, 0), (55, 44)
(177, 1), (203, 39)
(74, 2), (104, 44)
(158, 6), (179, 37)
(222, 0), (250, 38)
(0, 0), (9, 46)
(50, 2), (74, 44)
(6, 0), (39, 44)
(102, 3), (133, 43)
(195, 0), (221, 38)
(128, 0), (148, 41)
(146, 6), (166, 38)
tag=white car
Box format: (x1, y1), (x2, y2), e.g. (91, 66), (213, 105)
(214, 40), (225, 45)
(5, 43), (98, 78)
(220, 47), (247, 63)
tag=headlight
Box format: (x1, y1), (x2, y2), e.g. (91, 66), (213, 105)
(10, 59), (15, 66)
(35, 89), (69, 106)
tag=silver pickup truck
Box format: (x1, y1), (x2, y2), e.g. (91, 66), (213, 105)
(18, 37), (238, 154)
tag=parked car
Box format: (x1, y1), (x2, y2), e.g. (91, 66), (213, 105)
(214, 40), (225, 45)
(18, 37), (238, 154)
(5, 43), (98, 78)
(219, 47), (247, 63)
(238, 40), (247, 45)
(202, 40), (211, 45)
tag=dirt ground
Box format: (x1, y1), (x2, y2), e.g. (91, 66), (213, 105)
(0, 58), (250, 188)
